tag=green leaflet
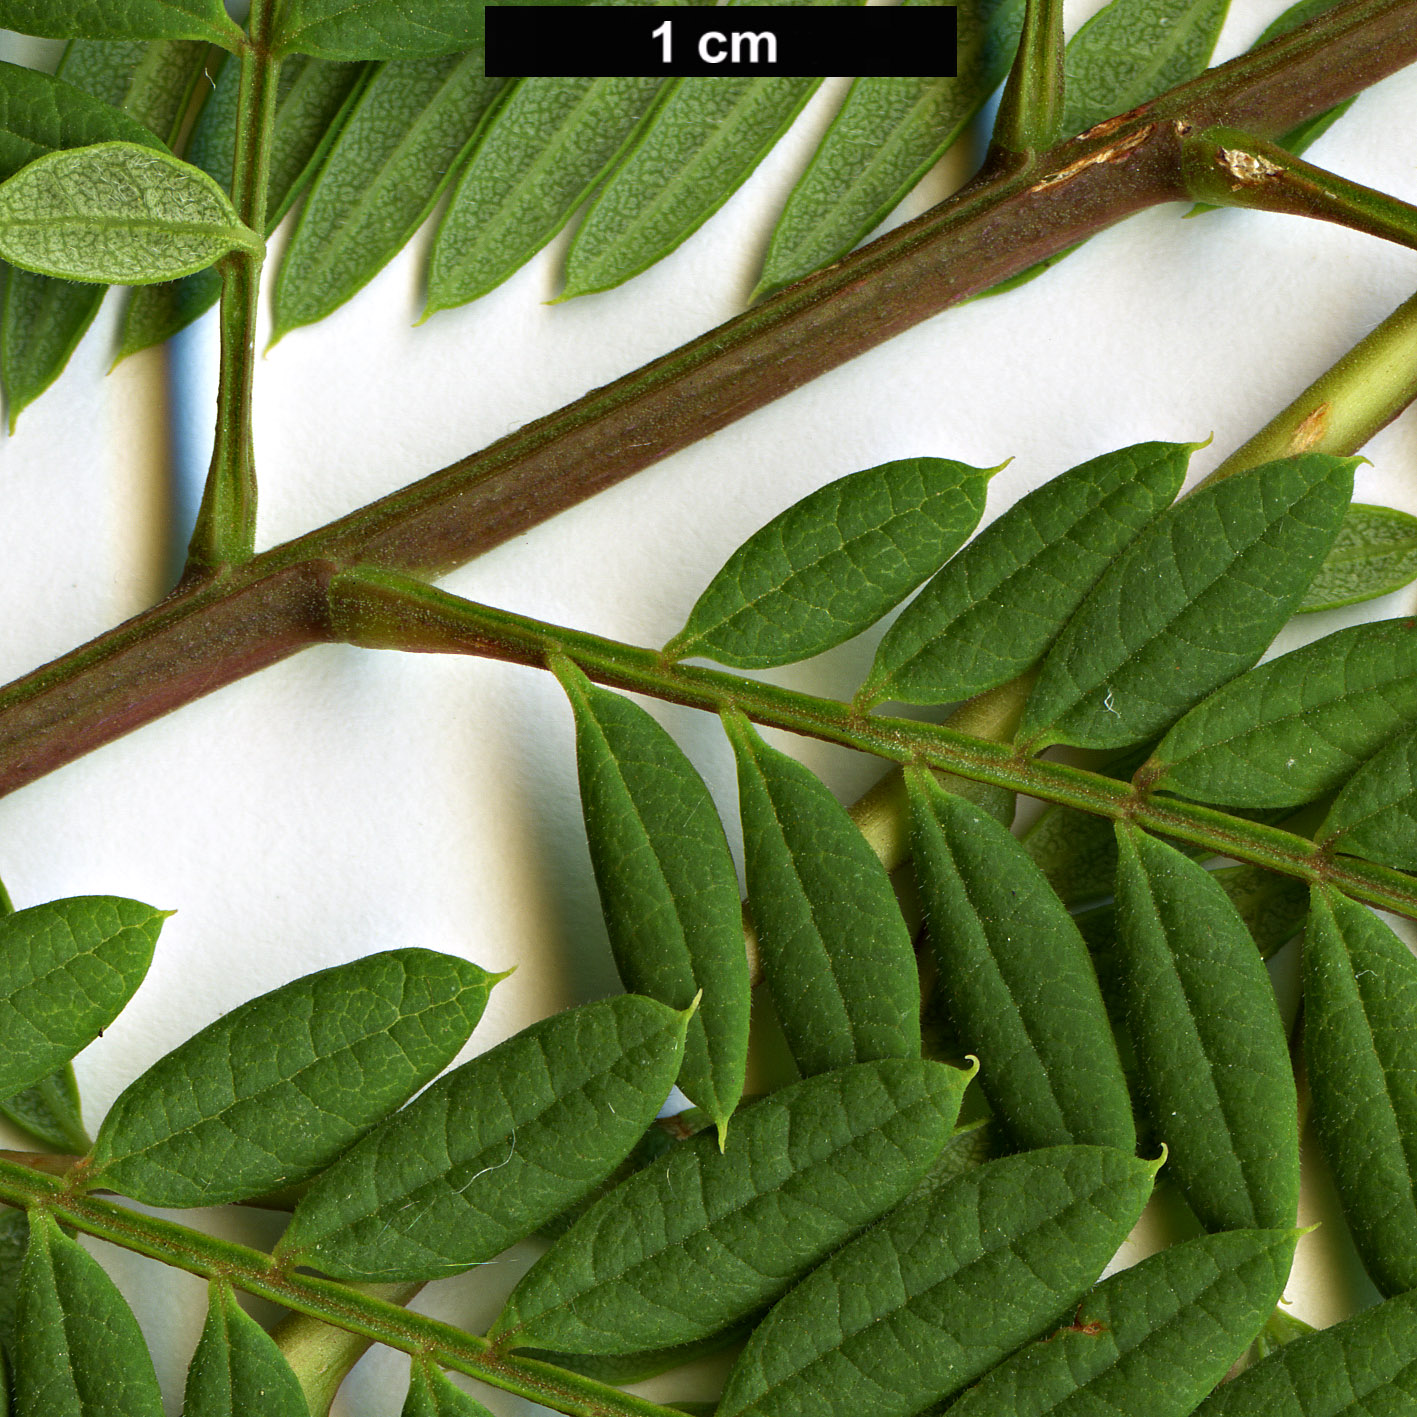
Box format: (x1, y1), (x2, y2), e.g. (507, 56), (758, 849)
(491, 1058), (971, 1355)
(118, 54), (368, 359)
(862, 441), (1190, 708)
(277, 994), (690, 1281)
(725, 712), (920, 1075)
(522, 1325), (753, 1388)
(2, 39), (208, 423)
(559, 65), (828, 299)
(715, 1146), (1159, 1417)
(0, 1064), (89, 1153)
(908, 768), (1133, 1152)
(183, 1283), (308, 1417)
(403, 1362), (495, 1416)
(1022, 800), (1120, 905)
(556, 660), (749, 1140)
(1305, 887), (1417, 1295)
(426, 76), (665, 313)
(1113, 826), (1299, 1232)
(270, 54), (504, 340)
(274, 0), (485, 59)
(0, 1207), (24, 1348)
(0, 0), (242, 48)
(0, 142), (259, 284)
(0, 896), (165, 1102)
(1193, 1287), (1417, 1415)
(1147, 619), (1417, 808)
(1060, 0), (1231, 137)
(1019, 454), (1356, 751)
(1318, 723), (1417, 870)
(1299, 504), (1417, 612)
(86, 948), (501, 1207)
(666, 457), (995, 670)
(944, 1228), (1299, 1416)
(11, 1212), (163, 1417)
(753, 0), (1024, 300)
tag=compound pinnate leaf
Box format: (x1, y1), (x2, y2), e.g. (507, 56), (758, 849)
(907, 768), (1134, 1152)
(1113, 826), (1299, 1232)
(667, 457), (995, 670)
(2, 39), (208, 423)
(1193, 1286), (1417, 1415)
(1299, 503), (1417, 612)
(279, 994), (690, 1281)
(403, 1362), (495, 1417)
(726, 712), (920, 1075)
(0, 142), (259, 284)
(754, 0), (1023, 300)
(557, 660), (748, 1140)
(1317, 724), (1417, 871)
(560, 70), (824, 299)
(0, 0), (242, 47)
(491, 1058), (971, 1355)
(183, 1283), (307, 1417)
(1020, 454), (1356, 751)
(1304, 887), (1417, 1296)
(945, 1228), (1299, 1417)
(274, 0), (487, 58)
(1060, 0), (1229, 136)
(0, 896), (165, 1102)
(716, 1146), (1158, 1417)
(1148, 619), (1417, 809)
(11, 1211), (163, 1417)
(863, 441), (1189, 707)
(118, 54), (368, 360)
(87, 948), (500, 1207)
(426, 75), (665, 314)
(271, 54), (503, 339)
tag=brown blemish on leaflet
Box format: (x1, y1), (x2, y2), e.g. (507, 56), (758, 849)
(1029, 124), (1157, 192)
(1287, 401), (1332, 454)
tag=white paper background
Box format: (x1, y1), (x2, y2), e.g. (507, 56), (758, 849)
(1, 3), (1416, 1409)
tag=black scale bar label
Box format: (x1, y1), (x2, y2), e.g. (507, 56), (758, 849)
(485, 6), (959, 78)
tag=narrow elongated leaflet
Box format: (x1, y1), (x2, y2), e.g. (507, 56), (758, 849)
(908, 769), (1133, 1151)
(278, 994), (690, 1281)
(944, 1228), (1299, 1417)
(521, 1325), (754, 1387)
(403, 1362), (497, 1416)
(11, 1211), (163, 1417)
(1300, 504), (1417, 611)
(1193, 1287), (1417, 1415)
(1305, 887), (1417, 1295)
(1022, 799), (1120, 904)
(863, 441), (1189, 707)
(1318, 724), (1417, 870)
(271, 54), (504, 339)
(716, 1146), (1159, 1417)
(0, 0), (242, 47)
(183, 1283), (308, 1417)
(1020, 454), (1356, 751)
(556, 659), (748, 1140)
(1148, 619), (1417, 808)
(119, 55), (369, 359)
(1060, 0), (1230, 136)
(86, 949), (501, 1207)
(0, 1207), (25, 1347)
(1113, 825), (1299, 1231)
(426, 76), (665, 314)
(725, 712), (920, 1075)
(2, 39), (207, 423)
(560, 63), (832, 299)
(0, 896), (166, 1101)
(666, 456), (995, 670)
(274, 0), (485, 59)
(0, 142), (259, 284)
(754, 0), (1023, 300)
(0, 1064), (88, 1153)
(492, 1058), (971, 1354)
